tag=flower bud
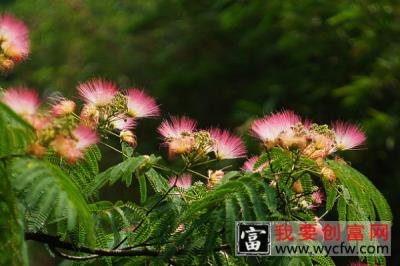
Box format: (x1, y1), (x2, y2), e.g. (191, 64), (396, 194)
(50, 135), (82, 164)
(334, 156), (347, 165)
(176, 224), (185, 233)
(311, 190), (325, 205)
(292, 180), (304, 193)
(120, 130), (137, 147)
(207, 170), (224, 189)
(30, 115), (51, 131)
(168, 136), (194, 158)
(321, 166), (336, 182)
(2, 42), (21, 60)
(302, 144), (315, 157)
(0, 57), (14, 72)
(52, 100), (76, 117)
(278, 135), (307, 150)
(315, 157), (325, 167)
(299, 199), (310, 208)
(309, 149), (328, 160)
(28, 142), (46, 158)
(80, 104), (99, 128)
(263, 140), (276, 150)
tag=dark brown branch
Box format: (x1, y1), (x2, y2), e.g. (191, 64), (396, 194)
(49, 247), (99, 261)
(25, 231), (230, 261)
(25, 232), (160, 257)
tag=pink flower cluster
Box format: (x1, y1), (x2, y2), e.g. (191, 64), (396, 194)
(243, 110), (365, 184)
(241, 155), (269, 173)
(0, 14), (29, 71)
(77, 78), (160, 147)
(168, 174), (192, 189)
(158, 116), (246, 160)
(0, 87), (98, 163)
(0, 78), (160, 163)
(250, 110), (365, 156)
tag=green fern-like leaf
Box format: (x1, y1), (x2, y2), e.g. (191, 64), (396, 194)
(138, 173), (148, 204)
(0, 102), (33, 129)
(321, 178), (337, 212)
(311, 256), (336, 266)
(89, 156), (146, 194)
(11, 158), (94, 235)
(234, 191), (254, 221)
(240, 178), (267, 220)
(328, 160), (392, 222)
(0, 112), (33, 158)
(337, 196), (347, 221)
(145, 168), (169, 193)
(224, 198), (238, 248)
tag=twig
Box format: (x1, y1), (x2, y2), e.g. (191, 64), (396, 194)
(318, 195), (340, 220)
(50, 247), (98, 261)
(25, 232), (159, 257)
(191, 159), (217, 167)
(152, 164), (179, 175)
(187, 169), (208, 180)
(26, 232), (230, 261)
(104, 128), (121, 138)
(113, 165), (188, 249)
(100, 141), (128, 158)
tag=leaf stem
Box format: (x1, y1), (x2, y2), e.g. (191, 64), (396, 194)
(187, 169), (208, 180)
(100, 141), (128, 158)
(191, 159), (217, 167)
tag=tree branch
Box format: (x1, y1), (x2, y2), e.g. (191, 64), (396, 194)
(25, 232), (230, 261)
(25, 232), (159, 257)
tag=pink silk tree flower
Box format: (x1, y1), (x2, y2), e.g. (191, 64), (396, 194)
(208, 128), (246, 159)
(80, 104), (100, 129)
(30, 115), (51, 130)
(51, 99), (76, 117)
(78, 79), (118, 106)
(303, 131), (336, 160)
(1, 87), (40, 116)
(126, 89), (160, 118)
(158, 116), (197, 139)
(110, 115), (136, 131)
(0, 14), (29, 62)
(207, 170), (225, 189)
(332, 121), (366, 151)
(303, 118), (313, 129)
(169, 174), (192, 189)
(120, 130), (137, 147)
(310, 190), (325, 209)
(242, 156), (269, 173)
(251, 110), (301, 148)
(72, 124), (99, 150)
(52, 126), (98, 164)
(158, 116), (197, 158)
(167, 136), (195, 159)
(50, 135), (82, 164)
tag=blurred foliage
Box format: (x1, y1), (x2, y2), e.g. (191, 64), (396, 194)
(1, 0), (399, 264)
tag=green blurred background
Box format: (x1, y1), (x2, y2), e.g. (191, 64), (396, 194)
(1, 0), (399, 265)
